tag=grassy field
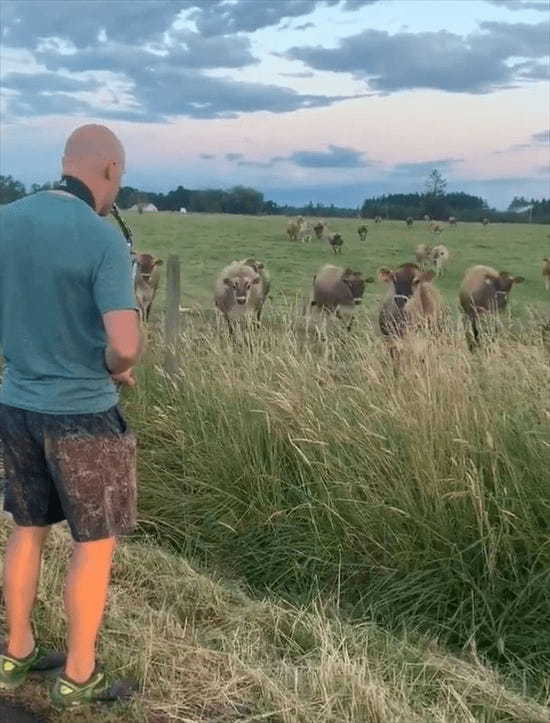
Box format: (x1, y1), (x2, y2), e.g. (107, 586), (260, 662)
(118, 212), (549, 316)
(2, 214), (549, 722)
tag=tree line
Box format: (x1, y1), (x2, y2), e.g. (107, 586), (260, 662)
(1, 172), (548, 223)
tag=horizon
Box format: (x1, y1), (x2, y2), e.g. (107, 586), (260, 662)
(1, 0), (549, 211)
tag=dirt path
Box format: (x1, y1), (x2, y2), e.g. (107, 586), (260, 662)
(0, 700), (45, 722)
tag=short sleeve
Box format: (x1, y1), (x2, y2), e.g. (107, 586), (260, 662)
(93, 232), (137, 315)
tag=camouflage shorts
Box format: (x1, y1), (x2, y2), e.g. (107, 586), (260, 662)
(0, 403), (137, 542)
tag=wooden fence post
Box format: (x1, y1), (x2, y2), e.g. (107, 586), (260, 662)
(164, 255), (181, 376)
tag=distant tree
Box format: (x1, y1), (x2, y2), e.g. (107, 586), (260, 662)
(0, 175), (26, 204)
(508, 196), (531, 212)
(223, 186), (264, 215)
(424, 169), (447, 197)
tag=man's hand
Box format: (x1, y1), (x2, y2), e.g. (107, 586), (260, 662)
(111, 369), (136, 387)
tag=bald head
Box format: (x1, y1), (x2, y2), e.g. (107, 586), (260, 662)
(62, 124), (125, 216)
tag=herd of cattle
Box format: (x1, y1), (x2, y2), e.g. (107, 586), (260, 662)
(130, 217), (550, 355)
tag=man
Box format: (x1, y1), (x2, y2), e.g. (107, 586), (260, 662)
(0, 124), (142, 709)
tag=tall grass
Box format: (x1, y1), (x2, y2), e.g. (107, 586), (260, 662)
(126, 309), (550, 696)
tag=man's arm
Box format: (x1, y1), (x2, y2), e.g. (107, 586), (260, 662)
(103, 310), (143, 375)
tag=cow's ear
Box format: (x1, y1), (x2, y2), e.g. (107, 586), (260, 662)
(223, 277), (232, 286)
(378, 267), (394, 283)
(154, 258), (164, 266)
(513, 275), (525, 284)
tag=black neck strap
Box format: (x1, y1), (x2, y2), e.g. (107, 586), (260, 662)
(59, 175), (96, 210)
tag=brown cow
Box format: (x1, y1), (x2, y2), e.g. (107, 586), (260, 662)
(449, 216), (457, 226)
(357, 225), (368, 242)
(311, 264), (374, 332)
(406, 216), (413, 227)
(328, 232), (344, 254)
(313, 221), (326, 240)
(134, 253), (163, 322)
(482, 217), (490, 226)
(459, 265), (524, 349)
(378, 264), (442, 340)
(214, 259), (268, 334)
(543, 258), (550, 291)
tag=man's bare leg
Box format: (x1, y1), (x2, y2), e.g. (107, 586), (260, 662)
(3, 525), (50, 658)
(63, 537), (116, 683)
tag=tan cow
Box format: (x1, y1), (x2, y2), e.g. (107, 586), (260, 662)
(286, 219), (300, 242)
(378, 264), (442, 340)
(415, 243), (432, 267)
(430, 222), (444, 234)
(543, 258), (550, 291)
(134, 253), (163, 323)
(459, 265), (524, 349)
(311, 264), (374, 332)
(214, 259), (269, 334)
(431, 244), (450, 276)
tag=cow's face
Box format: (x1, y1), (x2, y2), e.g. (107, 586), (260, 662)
(342, 269), (374, 304)
(224, 274), (260, 304)
(491, 272), (524, 310)
(379, 264), (434, 308)
(136, 254), (163, 281)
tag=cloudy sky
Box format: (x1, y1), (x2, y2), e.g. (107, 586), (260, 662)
(1, 0), (548, 209)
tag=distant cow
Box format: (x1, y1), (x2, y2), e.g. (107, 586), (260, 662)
(374, 216), (382, 224)
(287, 220), (300, 242)
(406, 216), (413, 227)
(134, 253), (163, 323)
(543, 258), (550, 291)
(482, 217), (490, 227)
(298, 221), (313, 243)
(431, 244), (450, 276)
(459, 265), (524, 349)
(430, 222), (443, 234)
(214, 259), (269, 334)
(328, 233), (344, 254)
(423, 214), (431, 223)
(311, 264), (374, 332)
(313, 221), (326, 240)
(415, 243), (432, 267)
(357, 225), (368, 242)
(449, 216), (457, 226)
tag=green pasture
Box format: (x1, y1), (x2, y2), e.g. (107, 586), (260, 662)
(118, 212), (549, 317)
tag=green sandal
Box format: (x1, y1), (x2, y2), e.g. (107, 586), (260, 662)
(50, 666), (136, 711)
(0, 645), (64, 690)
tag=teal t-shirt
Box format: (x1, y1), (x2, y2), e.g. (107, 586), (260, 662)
(0, 191), (137, 414)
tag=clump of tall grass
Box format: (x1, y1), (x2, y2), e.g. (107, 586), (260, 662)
(127, 308), (550, 691)
(2, 522), (549, 722)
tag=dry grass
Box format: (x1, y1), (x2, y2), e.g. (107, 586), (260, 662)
(1, 522), (549, 723)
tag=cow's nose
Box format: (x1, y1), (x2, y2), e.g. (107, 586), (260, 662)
(236, 298), (246, 305)
(354, 299), (362, 305)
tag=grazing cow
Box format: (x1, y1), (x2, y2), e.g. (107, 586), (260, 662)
(378, 264), (442, 341)
(328, 232), (344, 254)
(482, 217), (490, 226)
(459, 265), (525, 349)
(313, 221), (326, 240)
(415, 243), (433, 267)
(431, 244), (450, 276)
(357, 225), (368, 242)
(430, 222), (444, 234)
(424, 214), (431, 223)
(542, 258), (550, 291)
(214, 259), (269, 334)
(311, 264), (374, 332)
(406, 216), (414, 227)
(449, 216), (457, 226)
(374, 216), (382, 224)
(134, 253), (163, 323)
